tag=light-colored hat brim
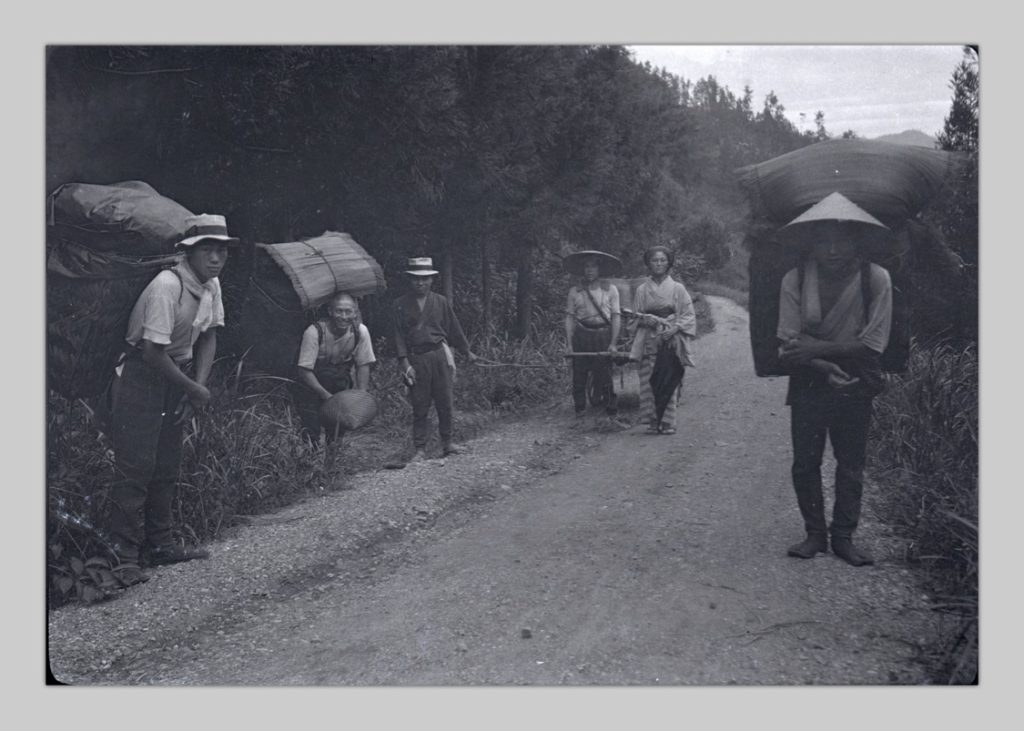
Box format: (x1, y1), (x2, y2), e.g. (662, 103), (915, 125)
(176, 234), (241, 248)
(404, 269), (439, 276)
(562, 250), (623, 277)
(776, 192), (895, 251)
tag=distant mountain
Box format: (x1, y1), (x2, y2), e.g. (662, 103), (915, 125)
(872, 130), (938, 148)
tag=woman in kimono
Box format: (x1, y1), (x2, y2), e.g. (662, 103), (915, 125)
(630, 246), (696, 435)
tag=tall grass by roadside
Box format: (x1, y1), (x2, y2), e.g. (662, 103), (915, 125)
(46, 326), (575, 607)
(869, 341), (978, 683)
(47, 295), (718, 608)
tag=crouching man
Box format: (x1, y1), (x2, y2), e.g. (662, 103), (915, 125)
(292, 291), (376, 447)
(104, 214), (238, 591)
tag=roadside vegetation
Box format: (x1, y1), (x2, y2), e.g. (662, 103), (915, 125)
(869, 343), (978, 683)
(46, 270), (712, 609)
(47, 44), (978, 685)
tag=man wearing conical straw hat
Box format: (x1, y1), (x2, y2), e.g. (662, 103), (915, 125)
(562, 250), (623, 419)
(775, 192), (894, 567)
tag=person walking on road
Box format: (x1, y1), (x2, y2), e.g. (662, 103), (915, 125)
(776, 193), (894, 567)
(629, 245), (696, 435)
(103, 213), (238, 592)
(392, 257), (477, 463)
(562, 250), (623, 418)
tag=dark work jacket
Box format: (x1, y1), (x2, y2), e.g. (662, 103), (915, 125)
(392, 291), (470, 359)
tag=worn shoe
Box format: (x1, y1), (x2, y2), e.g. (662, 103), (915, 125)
(98, 562), (150, 593)
(831, 537), (874, 566)
(146, 544), (210, 567)
(786, 534), (828, 559)
(408, 449), (428, 464)
(442, 442), (464, 456)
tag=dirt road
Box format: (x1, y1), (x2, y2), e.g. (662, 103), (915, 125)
(48, 296), (940, 685)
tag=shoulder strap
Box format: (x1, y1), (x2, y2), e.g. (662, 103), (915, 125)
(168, 267), (185, 305)
(352, 320), (362, 350)
(582, 286), (613, 327)
(860, 259), (872, 323)
(316, 320), (361, 362)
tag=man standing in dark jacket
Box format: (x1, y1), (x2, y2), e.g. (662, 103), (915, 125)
(393, 258), (477, 462)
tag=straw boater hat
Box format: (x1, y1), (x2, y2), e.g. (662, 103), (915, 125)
(776, 192), (895, 252)
(176, 213), (240, 248)
(562, 249), (623, 277)
(404, 257), (439, 276)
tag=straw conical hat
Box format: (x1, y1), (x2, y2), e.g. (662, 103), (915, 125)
(562, 250), (623, 277)
(777, 192), (895, 251)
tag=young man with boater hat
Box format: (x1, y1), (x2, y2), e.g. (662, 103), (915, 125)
(392, 257), (477, 462)
(102, 213), (238, 592)
(776, 192), (894, 567)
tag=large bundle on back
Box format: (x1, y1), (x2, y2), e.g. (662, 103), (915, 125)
(47, 182), (192, 399)
(736, 140), (963, 377)
(219, 231), (386, 378)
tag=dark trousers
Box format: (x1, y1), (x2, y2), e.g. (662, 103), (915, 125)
(571, 326), (617, 414)
(408, 347), (454, 449)
(291, 366), (352, 446)
(108, 358), (185, 560)
(789, 387), (873, 539)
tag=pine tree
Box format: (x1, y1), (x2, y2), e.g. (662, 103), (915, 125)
(935, 46), (978, 271)
(934, 46), (979, 341)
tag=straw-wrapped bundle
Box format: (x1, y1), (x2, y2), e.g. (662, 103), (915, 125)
(260, 231), (386, 310)
(218, 231), (386, 379)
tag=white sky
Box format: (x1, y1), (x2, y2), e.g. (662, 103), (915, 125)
(629, 45), (969, 140)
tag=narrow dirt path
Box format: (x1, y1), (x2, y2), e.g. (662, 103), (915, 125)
(48, 296), (940, 685)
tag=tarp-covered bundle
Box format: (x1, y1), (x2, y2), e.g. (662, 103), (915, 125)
(48, 181), (195, 255)
(47, 182), (191, 399)
(218, 232), (386, 378)
(738, 140), (963, 377)
(735, 139), (961, 227)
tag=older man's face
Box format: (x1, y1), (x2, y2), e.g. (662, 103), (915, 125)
(328, 296), (357, 331)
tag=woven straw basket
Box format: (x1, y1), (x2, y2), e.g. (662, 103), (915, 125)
(320, 389), (379, 432)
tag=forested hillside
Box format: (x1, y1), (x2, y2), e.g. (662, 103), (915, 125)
(46, 48), (981, 683)
(47, 45), (841, 345)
